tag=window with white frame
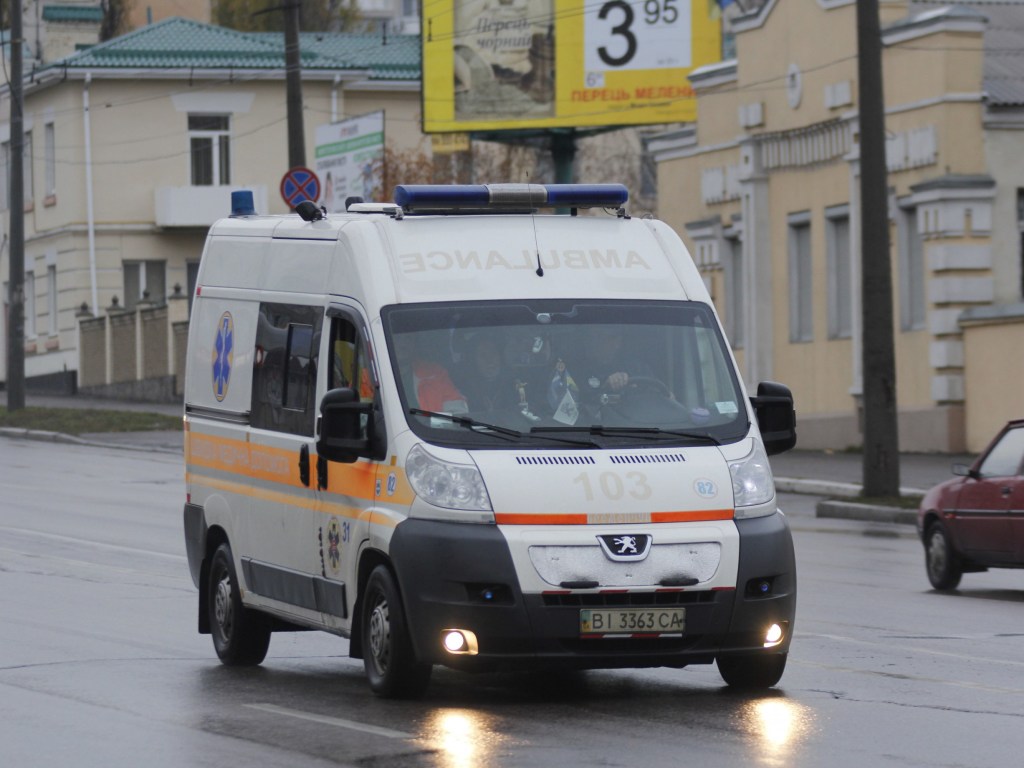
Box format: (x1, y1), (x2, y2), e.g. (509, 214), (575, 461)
(47, 264), (58, 336)
(826, 205), (852, 339)
(44, 123), (56, 200)
(23, 131), (32, 205)
(123, 261), (167, 310)
(188, 114), (230, 186)
(0, 133), (33, 210)
(24, 270), (36, 339)
(724, 236), (744, 348)
(1017, 188), (1024, 299)
(899, 206), (926, 331)
(788, 213), (813, 343)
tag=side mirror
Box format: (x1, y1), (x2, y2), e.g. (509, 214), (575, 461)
(317, 387), (373, 464)
(750, 381), (797, 456)
(952, 463), (969, 477)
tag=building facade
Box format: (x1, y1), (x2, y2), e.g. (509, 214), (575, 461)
(0, 16), (423, 395)
(653, 0), (1024, 453)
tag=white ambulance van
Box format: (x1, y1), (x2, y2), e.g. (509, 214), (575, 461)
(183, 184), (798, 697)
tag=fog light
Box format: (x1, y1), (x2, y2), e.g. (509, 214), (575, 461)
(764, 623), (784, 647)
(441, 629), (479, 655)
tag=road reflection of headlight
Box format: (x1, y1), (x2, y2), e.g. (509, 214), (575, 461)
(422, 709), (505, 768)
(741, 698), (812, 765)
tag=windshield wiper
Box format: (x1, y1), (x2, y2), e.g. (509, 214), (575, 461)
(410, 409), (599, 447)
(531, 425), (721, 445)
(409, 409), (522, 440)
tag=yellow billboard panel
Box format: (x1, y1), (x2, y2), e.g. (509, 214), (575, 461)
(422, 0), (722, 133)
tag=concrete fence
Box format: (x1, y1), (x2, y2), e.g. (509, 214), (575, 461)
(77, 288), (190, 402)
(961, 302), (1024, 453)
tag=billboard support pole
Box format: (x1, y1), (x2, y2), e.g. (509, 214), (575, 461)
(551, 130), (576, 184)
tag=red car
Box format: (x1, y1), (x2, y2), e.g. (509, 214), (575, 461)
(918, 419), (1024, 590)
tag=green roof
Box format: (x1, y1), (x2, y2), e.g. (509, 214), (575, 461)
(42, 4), (104, 22)
(43, 17), (419, 80)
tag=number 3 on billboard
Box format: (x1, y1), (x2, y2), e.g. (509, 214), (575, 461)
(586, 0), (691, 73)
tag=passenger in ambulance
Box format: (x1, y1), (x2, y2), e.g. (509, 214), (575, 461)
(393, 333), (468, 414)
(457, 334), (520, 414)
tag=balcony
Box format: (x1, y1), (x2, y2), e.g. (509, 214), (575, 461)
(154, 185), (269, 227)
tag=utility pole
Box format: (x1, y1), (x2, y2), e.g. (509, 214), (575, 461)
(856, 0), (900, 497)
(283, 1), (305, 169)
(6, 0), (25, 411)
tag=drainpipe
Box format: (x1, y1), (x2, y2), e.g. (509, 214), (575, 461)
(83, 73), (98, 315)
(331, 73), (341, 123)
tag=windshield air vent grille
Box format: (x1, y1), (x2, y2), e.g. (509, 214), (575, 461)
(515, 456), (597, 465)
(609, 453), (686, 464)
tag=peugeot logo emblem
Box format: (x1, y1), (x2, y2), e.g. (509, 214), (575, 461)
(597, 534), (652, 562)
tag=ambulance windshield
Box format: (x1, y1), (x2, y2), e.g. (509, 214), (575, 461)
(382, 300), (749, 448)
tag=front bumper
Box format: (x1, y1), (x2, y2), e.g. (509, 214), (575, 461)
(389, 513), (796, 670)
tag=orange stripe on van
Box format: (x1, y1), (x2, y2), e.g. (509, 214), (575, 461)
(495, 509), (734, 525)
(495, 513), (589, 525)
(651, 509), (734, 523)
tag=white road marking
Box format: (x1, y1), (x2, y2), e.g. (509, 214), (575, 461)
(0, 526), (186, 561)
(245, 703), (413, 739)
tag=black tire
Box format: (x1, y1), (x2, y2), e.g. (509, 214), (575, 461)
(361, 565), (432, 698)
(208, 543), (272, 666)
(717, 652), (787, 689)
(925, 521), (963, 590)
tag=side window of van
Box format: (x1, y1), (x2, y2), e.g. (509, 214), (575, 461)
(251, 303), (323, 436)
(329, 317), (373, 401)
(329, 316), (375, 440)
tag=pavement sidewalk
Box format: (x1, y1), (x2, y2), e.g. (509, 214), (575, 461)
(3, 393), (974, 524)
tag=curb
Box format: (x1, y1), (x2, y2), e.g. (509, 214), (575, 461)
(0, 427), (181, 455)
(815, 499), (918, 526)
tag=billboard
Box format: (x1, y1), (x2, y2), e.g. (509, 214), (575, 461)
(315, 111), (385, 211)
(422, 0), (722, 133)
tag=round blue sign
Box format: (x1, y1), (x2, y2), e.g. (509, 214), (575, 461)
(280, 167), (321, 209)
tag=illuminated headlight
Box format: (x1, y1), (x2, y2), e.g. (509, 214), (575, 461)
(406, 444), (492, 512)
(729, 441), (776, 513)
(764, 623), (785, 648)
(441, 629), (479, 655)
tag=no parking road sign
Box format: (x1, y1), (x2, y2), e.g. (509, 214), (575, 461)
(280, 167), (321, 209)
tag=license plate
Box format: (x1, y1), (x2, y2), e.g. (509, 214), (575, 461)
(580, 607), (685, 636)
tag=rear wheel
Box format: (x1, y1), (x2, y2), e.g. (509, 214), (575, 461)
(925, 521), (963, 590)
(361, 565), (432, 698)
(208, 543), (271, 666)
(717, 652), (787, 689)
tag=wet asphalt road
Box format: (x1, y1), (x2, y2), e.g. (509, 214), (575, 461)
(2, 437), (1023, 767)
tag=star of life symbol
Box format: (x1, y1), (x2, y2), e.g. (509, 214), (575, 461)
(212, 311), (234, 402)
(597, 533), (652, 562)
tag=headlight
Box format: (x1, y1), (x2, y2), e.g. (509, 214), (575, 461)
(406, 444), (492, 512)
(729, 441), (776, 513)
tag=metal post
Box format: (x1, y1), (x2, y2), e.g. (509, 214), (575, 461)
(856, 0), (900, 496)
(284, 1), (305, 169)
(6, 0), (25, 410)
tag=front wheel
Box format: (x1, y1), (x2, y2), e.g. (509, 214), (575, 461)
(717, 652), (787, 689)
(208, 543), (272, 666)
(925, 521), (963, 590)
(361, 565), (432, 698)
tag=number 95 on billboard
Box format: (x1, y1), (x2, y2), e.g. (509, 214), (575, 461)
(585, 0), (691, 73)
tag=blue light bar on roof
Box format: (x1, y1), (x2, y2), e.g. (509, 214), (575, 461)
(393, 183), (628, 213)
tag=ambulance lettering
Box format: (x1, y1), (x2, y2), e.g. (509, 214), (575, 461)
(398, 249), (651, 273)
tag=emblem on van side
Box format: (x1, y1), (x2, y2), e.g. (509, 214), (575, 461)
(212, 311), (234, 402)
(326, 518), (342, 574)
(597, 534), (652, 562)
